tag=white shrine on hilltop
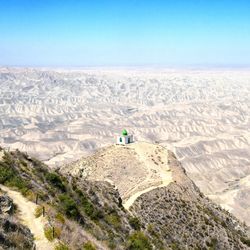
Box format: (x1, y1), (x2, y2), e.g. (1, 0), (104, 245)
(116, 129), (134, 145)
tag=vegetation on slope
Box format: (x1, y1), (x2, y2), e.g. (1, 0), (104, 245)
(0, 147), (250, 250)
(0, 149), (153, 249)
(130, 152), (250, 249)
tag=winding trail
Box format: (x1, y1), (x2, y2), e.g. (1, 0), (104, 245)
(123, 142), (173, 210)
(123, 181), (171, 210)
(0, 185), (55, 250)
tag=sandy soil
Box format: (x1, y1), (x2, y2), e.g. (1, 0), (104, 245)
(123, 142), (172, 209)
(0, 185), (55, 250)
(0, 151), (4, 161)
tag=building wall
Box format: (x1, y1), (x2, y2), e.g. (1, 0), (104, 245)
(116, 135), (133, 144)
(125, 135), (133, 144)
(116, 135), (125, 144)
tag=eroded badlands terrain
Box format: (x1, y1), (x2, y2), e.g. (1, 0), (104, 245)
(0, 67), (249, 225)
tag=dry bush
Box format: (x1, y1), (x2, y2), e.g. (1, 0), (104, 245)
(8, 231), (33, 249)
(44, 225), (61, 241)
(83, 241), (96, 250)
(55, 213), (66, 224)
(34, 206), (43, 218)
(54, 242), (70, 250)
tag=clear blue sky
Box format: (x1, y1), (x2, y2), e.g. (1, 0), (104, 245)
(0, 0), (250, 67)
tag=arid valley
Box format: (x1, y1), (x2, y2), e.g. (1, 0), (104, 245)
(0, 67), (250, 227)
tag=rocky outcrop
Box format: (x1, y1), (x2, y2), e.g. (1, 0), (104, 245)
(0, 195), (14, 215)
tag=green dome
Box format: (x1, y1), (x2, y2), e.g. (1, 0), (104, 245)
(122, 129), (128, 136)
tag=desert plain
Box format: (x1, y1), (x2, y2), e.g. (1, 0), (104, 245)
(0, 67), (249, 225)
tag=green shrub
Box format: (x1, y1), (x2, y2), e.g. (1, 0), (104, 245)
(129, 217), (141, 230)
(34, 206), (43, 218)
(44, 226), (61, 241)
(45, 172), (65, 192)
(106, 230), (116, 249)
(58, 194), (80, 219)
(81, 198), (94, 216)
(44, 227), (54, 241)
(25, 189), (36, 201)
(6, 175), (29, 194)
(171, 243), (180, 250)
(0, 163), (15, 183)
(19, 159), (28, 167)
(83, 241), (96, 250)
(76, 189), (103, 220)
(54, 242), (69, 250)
(0, 154), (30, 193)
(105, 213), (121, 229)
(30, 157), (49, 181)
(147, 224), (159, 239)
(2, 152), (15, 166)
(0, 152), (16, 184)
(127, 231), (152, 250)
(55, 213), (66, 224)
(241, 237), (250, 247)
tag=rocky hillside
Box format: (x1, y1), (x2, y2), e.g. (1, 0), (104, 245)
(130, 151), (250, 249)
(62, 142), (250, 249)
(0, 144), (250, 249)
(61, 142), (172, 208)
(0, 147), (146, 249)
(0, 191), (34, 249)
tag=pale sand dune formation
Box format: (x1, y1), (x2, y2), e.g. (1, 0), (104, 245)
(0, 67), (249, 224)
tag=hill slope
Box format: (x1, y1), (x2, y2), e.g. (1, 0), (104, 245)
(0, 184), (55, 250)
(61, 142), (250, 249)
(0, 144), (250, 249)
(130, 151), (250, 249)
(0, 189), (34, 249)
(61, 142), (172, 209)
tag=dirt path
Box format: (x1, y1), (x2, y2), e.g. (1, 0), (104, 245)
(0, 150), (4, 161)
(123, 142), (173, 210)
(0, 185), (55, 250)
(123, 181), (171, 210)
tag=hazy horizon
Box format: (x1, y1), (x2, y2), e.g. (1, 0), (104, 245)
(1, 64), (250, 70)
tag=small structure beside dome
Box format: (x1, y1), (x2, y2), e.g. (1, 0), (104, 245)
(116, 129), (134, 145)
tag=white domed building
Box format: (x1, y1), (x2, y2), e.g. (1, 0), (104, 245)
(116, 129), (134, 145)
